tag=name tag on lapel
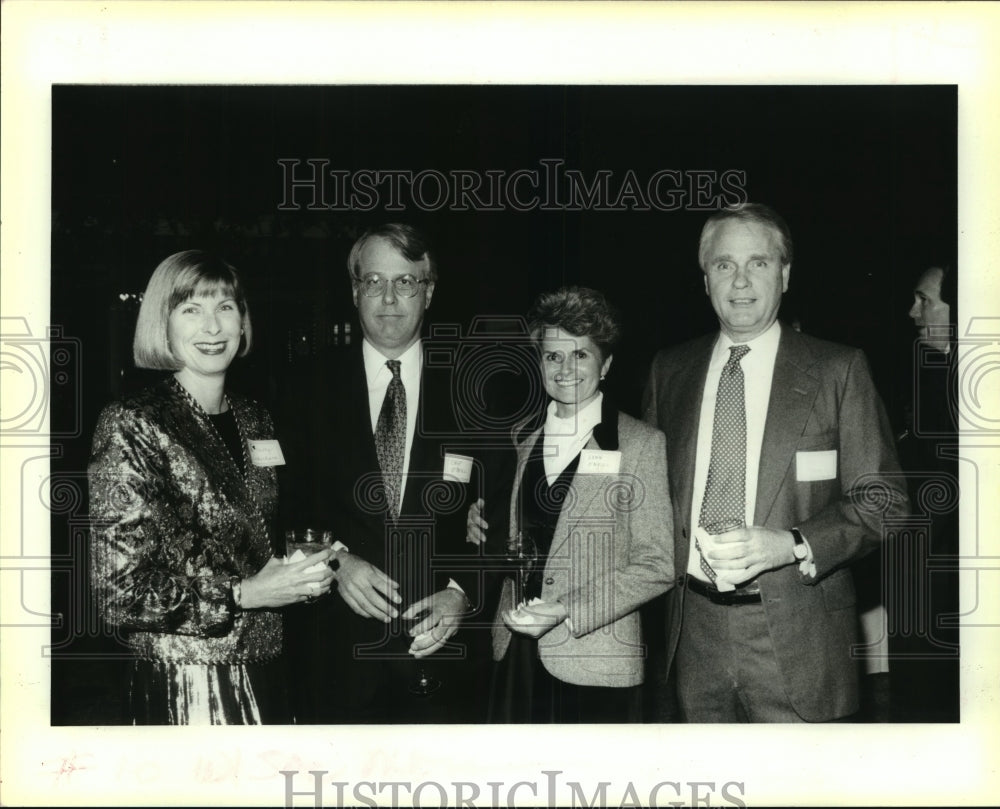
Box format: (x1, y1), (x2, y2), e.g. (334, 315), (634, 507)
(442, 452), (473, 483)
(247, 439), (286, 467)
(796, 450), (837, 481)
(578, 449), (621, 475)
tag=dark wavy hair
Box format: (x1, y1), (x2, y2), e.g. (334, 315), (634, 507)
(527, 286), (622, 361)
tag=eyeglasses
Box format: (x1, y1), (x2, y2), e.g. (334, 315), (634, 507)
(353, 273), (430, 298)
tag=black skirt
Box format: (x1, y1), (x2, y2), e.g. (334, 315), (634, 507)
(488, 631), (640, 723)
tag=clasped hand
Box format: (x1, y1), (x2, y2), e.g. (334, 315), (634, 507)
(240, 550), (335, 609)
(700, 525), (795, 586)
(403, 588), (470, 658)
(334, 554), (469, 657)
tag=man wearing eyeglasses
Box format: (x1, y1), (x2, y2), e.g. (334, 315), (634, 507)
(281, 223), (482, 723)
(642, 203), (909, 722)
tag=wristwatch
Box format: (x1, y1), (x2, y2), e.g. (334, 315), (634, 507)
(790, 528), (808, 561)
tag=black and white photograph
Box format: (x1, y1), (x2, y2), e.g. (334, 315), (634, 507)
(2, 3), (999, 807)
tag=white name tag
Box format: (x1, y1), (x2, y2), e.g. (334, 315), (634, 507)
(796, 449), (837, 481)
(578, 449), (622, 475)
(247, 439), (286, 467)
(442, 452), (473, 483)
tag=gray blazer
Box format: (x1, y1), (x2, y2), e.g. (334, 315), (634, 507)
(642, 324), (909, 720)
(492, 401), (675, 687)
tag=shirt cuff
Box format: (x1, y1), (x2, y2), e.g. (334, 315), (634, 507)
(797, 533), (817, 579)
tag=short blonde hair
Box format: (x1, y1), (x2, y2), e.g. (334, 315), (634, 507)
(698, 202), (793, 272)
(133, 250), (253, 370)
(347, 223), (437, 283)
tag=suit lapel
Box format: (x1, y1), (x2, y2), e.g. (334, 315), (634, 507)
(400, 345), (453, 516)
(509, 423), (542, 551)
(166, 383), (251, 515)
(406, 347), (441, 478)
(754, 325), (821, 525)
(548, 438), (613, 560)
(667, 337), (714, 531)
(348, 347), (381, 475)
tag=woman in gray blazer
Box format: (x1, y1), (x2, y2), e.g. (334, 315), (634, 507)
(469, 287), (674, 722)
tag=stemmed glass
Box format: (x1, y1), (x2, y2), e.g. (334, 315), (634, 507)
(506, 529), (539, 607)
(407, 605), (442, 696)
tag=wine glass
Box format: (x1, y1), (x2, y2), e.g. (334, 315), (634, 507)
(506, 529), (539, 607)
(406, 606), (442, 696)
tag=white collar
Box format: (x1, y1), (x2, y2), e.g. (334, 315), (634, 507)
(544, 391), (604, 437)
(362, 337), (422, 379)
(713, 318), (782, 364)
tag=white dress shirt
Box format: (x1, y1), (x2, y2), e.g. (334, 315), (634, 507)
(688, 320), (781, 581)
(541, 392), (604, 485)
(363, 337), (422, 508)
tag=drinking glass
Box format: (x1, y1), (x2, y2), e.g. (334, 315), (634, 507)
(406, 607), (442, 696)
(701, 518), (746, 591)
(285, 528), (333, 603)
(506, 530), (539, 606)
(285, 528), (333, 559)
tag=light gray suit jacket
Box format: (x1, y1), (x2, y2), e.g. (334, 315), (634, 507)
(492, 401), (675, 688)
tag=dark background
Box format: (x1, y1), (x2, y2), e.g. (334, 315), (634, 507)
(49, 85), (956, 723)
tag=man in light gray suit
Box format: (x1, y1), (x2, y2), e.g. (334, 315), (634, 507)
(642, 203), (909, 722)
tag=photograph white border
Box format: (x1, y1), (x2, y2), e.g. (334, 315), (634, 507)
(2, 2), (999, 806)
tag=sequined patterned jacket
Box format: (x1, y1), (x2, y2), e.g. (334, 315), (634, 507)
(89, 380), (281, 664)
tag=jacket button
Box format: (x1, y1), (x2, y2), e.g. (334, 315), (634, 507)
(544, 577), (555, 586)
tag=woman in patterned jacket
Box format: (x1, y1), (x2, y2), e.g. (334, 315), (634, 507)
(89, 250), (333, 724)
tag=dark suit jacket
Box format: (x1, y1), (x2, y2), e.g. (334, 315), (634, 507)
(642, 323), (909, 721)
(278, 341), (487, 722)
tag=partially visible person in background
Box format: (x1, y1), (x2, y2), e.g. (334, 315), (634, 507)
(891, 264), (960, 721)
(89, 250), (334, 725)
(468, 286), (674, 723)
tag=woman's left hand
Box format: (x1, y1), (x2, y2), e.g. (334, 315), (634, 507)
(502, 600), (568, 639)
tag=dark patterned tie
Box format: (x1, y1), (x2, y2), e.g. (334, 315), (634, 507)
(696, 344), (751, 583)
(375, 359), (406, 520)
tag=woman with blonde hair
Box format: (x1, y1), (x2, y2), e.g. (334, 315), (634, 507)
(89, 250), (333, 724)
